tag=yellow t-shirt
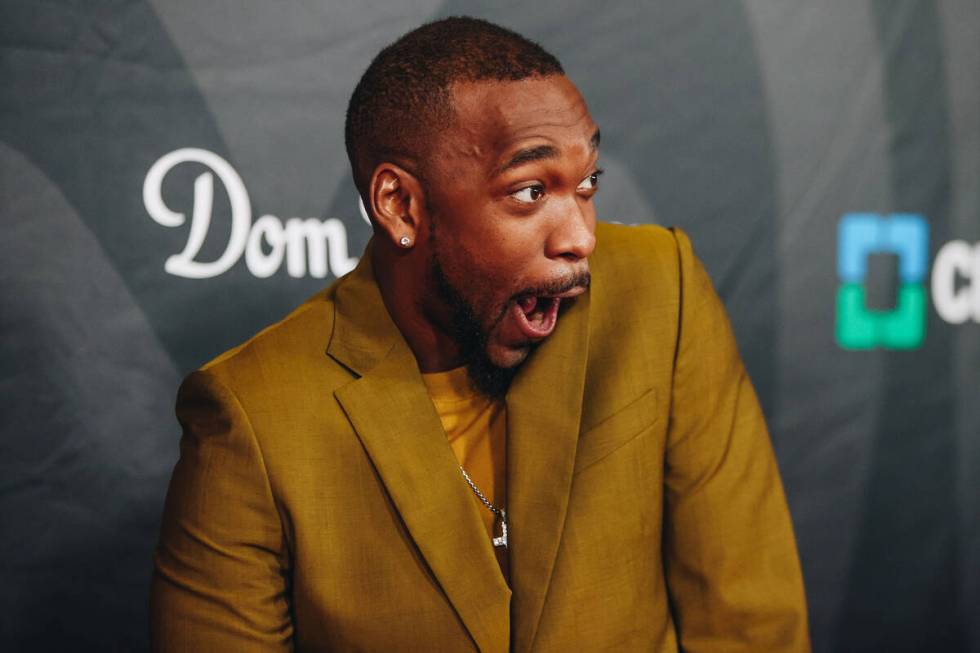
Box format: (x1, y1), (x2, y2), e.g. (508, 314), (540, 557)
(421, 366), (508, 579)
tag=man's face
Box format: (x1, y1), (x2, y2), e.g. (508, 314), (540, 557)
(418, 75), (600, 386)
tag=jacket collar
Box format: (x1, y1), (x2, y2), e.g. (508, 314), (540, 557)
(503, 286), (590, 652)
(325, 239), (400, 376)
(327, 241), (590, 653)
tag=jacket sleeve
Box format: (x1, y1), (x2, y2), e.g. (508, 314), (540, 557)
(150, 369), (294, 652)
(662, 228), (811, 652)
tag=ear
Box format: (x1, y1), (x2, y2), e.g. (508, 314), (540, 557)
(368, 162), (427, 249)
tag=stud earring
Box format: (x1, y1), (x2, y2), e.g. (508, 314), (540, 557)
(399, 236), (412, 247)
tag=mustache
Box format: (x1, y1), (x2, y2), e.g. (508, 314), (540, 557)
(512, 270), (591, 301)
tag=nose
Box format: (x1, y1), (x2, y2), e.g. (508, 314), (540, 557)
(546, 198), (597, 262)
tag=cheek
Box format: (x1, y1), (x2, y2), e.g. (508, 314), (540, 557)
(436, 245), (503, 313)
(445, 254), (520, 330)
(461, 259), (512, 312)
(435, 208), (542, 308)
(464, 226), (537, 278)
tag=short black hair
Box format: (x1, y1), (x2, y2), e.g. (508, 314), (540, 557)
(344, 16), (564, 202)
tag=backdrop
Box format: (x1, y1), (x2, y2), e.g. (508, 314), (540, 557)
(2, 1), (978, 651)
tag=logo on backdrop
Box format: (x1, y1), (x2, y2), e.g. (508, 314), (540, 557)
(836, 212), (980, 350)
(143, 148), (361, 280)
(836, 213), (928, 349)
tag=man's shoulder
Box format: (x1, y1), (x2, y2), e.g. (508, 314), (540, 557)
(592, 221), (686, 286)
(195, 278), (345, 391)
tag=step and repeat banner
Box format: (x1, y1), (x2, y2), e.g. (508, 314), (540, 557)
(2, 2), (978, 651)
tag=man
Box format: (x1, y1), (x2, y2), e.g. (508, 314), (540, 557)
(151, 16), (810, 652)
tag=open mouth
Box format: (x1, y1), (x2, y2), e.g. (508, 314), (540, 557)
(510, 286), (586, 340)
(513, 295), (562, 339)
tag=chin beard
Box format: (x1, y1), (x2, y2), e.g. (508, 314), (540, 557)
(430, 258), (519, 400)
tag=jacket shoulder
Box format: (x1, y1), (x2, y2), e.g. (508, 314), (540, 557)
(592, 221), (685, 285)
(196, 281), (343, 391)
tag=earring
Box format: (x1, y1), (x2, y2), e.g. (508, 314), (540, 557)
(399, 236), (412, 247)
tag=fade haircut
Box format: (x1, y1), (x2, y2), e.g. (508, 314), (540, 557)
(344, 16), (564, 203)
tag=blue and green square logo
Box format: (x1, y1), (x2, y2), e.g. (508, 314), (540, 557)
(836, 213), (928, 349)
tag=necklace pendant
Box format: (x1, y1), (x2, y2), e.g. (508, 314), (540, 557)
(492, 509), (508, 548)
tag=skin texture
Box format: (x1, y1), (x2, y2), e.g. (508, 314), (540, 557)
(369, 74), (600, 384)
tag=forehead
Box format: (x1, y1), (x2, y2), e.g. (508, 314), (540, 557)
(441, 76), (596, 169)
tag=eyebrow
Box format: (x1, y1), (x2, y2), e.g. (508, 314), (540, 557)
(494, 127), (602, 176)
(497, 144), (559, 175)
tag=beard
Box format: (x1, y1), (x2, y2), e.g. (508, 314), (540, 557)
(423, 206), (591, 400)
(429, 255), (519, 400)
(428, 250), (591, 400)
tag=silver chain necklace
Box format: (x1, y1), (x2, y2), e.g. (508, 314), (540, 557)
(458, 466), (508, 548)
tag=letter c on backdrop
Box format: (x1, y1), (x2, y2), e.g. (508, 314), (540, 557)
(931, 240), (978, 324)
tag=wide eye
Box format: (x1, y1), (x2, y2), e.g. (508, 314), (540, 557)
(577, 169), (603, 192)
(512, 184), (545, 203)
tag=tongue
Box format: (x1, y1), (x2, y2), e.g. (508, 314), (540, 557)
(512, 296), (560, 339)
(519, 296), (538, 315)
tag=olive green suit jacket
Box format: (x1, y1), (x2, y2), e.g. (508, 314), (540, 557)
(151, 223), (810, 652)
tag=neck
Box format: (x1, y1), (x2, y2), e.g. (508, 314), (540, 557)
(372, 241), (463, 373)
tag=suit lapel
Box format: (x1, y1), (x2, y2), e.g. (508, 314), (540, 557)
(328, 246), (511, 653)
(506, 290), (591, 653)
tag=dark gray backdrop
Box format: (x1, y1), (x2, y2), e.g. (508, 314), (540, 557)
(2, 1), (977, 651)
